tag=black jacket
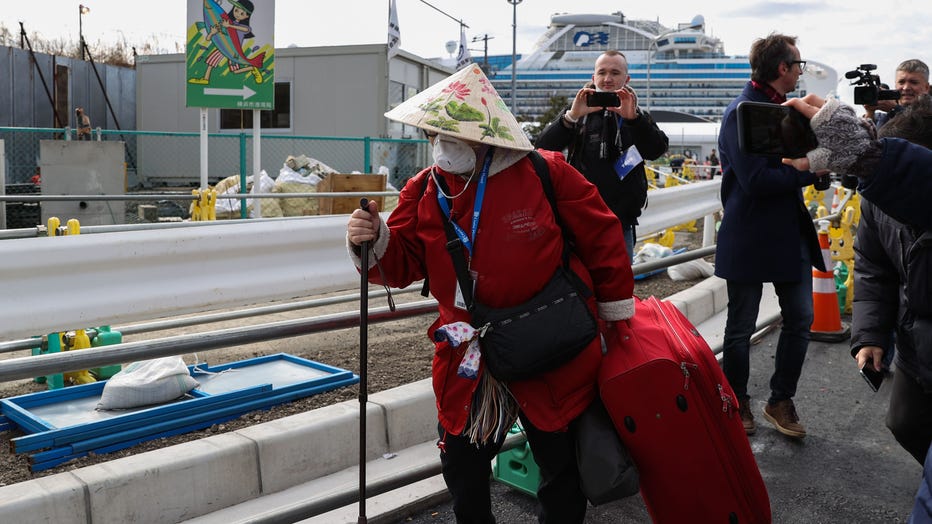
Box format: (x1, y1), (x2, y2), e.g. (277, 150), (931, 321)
(536, 108), (668, 224)
(851, 198), (932, 390)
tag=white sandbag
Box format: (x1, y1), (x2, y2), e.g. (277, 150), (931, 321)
(274, 164), (324, 216)
(212, 170), (282, 219)
(632, 243), (674, 265)
(667, 259), (715, 281)
(97, 357), (199, 410)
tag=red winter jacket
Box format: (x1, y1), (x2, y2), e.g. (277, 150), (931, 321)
(351, 149), (634, 433)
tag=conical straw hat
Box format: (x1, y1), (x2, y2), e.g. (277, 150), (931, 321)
(385, 65), (533, 152)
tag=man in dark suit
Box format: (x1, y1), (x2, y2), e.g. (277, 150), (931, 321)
(716, 33), (825, 440)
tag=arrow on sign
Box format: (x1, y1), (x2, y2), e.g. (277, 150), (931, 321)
(203, 85), (257, 100)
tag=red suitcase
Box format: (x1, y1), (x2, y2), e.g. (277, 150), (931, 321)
(598, 296), (771, 523)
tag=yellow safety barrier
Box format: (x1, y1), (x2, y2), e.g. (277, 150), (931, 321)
(681, 159), (696, 182)
(803, 184), (827, 218)
(206, 189), (217, 221)
(45, 218), (99, 386)
(64, 329), (97, 385)
(670, 219), (698, 233)
(190, 188), (218, 221)
(47, 217), (61, 237)
(827, 207), (856, 314)
(643, 229), (676, 248)
(190, 189), (202, 221)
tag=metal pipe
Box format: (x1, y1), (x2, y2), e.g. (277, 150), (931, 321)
(0, 191), (401, 202)
(0, 300), (438, 383)
(631, 245), (716, 275)
(0, 287), (420, 354)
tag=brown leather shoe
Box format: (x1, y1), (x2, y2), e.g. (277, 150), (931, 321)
(763, 399), (807, 439)
(738, 397), (756, 435)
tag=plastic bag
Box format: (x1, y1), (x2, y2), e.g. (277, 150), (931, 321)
(97, 357), (198, 410)
(213, 170), (282, 218)
(632, 243), (674, 265)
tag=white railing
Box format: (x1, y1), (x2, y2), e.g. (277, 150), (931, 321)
(0, 216), (358, 340)
(638, 179), (721, 236)
(0, 180), (722, 341)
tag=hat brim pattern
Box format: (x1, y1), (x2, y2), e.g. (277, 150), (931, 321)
(386, 66), (533, 152)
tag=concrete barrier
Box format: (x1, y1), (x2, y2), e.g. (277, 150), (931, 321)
(0, 379), (436, 523)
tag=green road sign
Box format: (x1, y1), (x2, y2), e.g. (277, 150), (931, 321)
(185, 0), (275, 109)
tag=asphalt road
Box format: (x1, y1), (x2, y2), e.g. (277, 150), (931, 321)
(396, 326), (921, 523)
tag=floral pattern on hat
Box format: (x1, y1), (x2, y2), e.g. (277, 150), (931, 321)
(385, 65), (533, 152)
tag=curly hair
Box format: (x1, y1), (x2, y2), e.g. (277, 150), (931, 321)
(749, 33), (798, 84)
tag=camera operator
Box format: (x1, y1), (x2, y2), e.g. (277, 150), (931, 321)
(864, 59), (930, 127)
(861, 83), (897, 124)
(536, 51), (669, 261)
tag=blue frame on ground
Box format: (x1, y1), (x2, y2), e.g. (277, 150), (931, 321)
(0, 353), (359, 471)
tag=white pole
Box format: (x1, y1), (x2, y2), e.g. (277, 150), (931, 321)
(703, 214), (716, 246)
(200, 108), (208, 190)
(252, 110), (262, 218)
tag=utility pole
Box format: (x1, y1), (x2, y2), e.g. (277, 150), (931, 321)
(507, 0), (522, 112)
(471, 34), (494, 74)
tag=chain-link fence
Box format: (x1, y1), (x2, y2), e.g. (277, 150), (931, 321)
(1, 127), (431, 190)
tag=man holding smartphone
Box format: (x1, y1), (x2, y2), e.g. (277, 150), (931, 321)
(715, 33), (825, 439)
(536, 50), (669, 261)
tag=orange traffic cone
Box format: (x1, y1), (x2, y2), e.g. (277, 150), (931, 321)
(810, 221), (850, 342)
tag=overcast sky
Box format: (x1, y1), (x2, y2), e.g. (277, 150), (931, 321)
(8, 0), (932, 104)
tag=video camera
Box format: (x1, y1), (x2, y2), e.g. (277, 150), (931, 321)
(846, 64), (900, 106)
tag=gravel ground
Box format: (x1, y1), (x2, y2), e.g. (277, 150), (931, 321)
(0, 229), (710, 487)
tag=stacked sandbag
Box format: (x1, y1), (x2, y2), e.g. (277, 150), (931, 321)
(212, 170), (283, 219)
(377, 166), (399, 212)
(273, 155), (338, 216)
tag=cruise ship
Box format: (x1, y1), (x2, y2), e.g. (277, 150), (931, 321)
(484, 12), (838, 122)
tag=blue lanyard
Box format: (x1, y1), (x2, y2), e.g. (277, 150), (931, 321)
(435, 149), (494, 258)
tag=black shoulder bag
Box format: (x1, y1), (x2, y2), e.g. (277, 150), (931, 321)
(437, 151), (598, 382)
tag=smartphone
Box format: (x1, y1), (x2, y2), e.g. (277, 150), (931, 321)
(587, 91), (621, 108)
(859, 360), (884, 392)
(736, 101), (819, 158)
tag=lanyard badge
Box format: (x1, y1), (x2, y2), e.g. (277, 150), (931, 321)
(614, 144), (643, 181)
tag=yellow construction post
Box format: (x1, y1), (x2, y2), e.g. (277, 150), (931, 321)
(190, 189), (203, 221)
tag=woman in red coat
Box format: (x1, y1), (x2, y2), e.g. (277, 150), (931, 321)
(347, 65), (634, 523)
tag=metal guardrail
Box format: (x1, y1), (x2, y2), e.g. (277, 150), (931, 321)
(0, 215), (359, 340)
(0, 242), (724, 383)
(0, 181), (723, 341)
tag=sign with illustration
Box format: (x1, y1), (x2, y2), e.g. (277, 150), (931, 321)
(185, 0), (275, 109)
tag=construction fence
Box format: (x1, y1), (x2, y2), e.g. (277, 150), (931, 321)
(0, 127), (432, 191)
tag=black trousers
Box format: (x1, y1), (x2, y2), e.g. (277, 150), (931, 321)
(437, 412), (588, 523)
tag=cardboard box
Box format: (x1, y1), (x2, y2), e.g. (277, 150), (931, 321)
(316, 174), (387, 215)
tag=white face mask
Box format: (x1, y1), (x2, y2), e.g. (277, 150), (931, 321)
(431, 135), (476, 174)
